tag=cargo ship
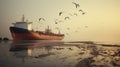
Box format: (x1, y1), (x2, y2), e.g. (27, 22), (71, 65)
(9, 15), (64, 40)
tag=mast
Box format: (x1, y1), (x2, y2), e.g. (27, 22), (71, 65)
(22, 14), (25, 22)
(45, 25), (52, 33)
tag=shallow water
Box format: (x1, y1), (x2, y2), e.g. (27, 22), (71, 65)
(0, 40), (120, 67)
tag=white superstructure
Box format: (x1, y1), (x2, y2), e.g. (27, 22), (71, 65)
(12, 15), (32, 30)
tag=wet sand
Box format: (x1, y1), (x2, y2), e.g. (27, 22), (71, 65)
(0, 40), (120, 67)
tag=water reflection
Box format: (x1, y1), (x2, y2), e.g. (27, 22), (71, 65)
(9, 44), (33, 62)
(6, 41), (120, 67)
(9, 41), (64, 63)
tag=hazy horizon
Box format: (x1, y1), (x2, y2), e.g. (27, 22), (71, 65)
(0, 0), (120, 44)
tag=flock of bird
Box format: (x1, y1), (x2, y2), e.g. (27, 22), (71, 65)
(38, 2), (87, 35)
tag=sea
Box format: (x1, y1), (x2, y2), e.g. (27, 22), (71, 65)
(0, 40), (120, 67)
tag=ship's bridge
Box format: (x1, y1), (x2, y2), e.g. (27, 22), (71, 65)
(12, 15), (32, 30)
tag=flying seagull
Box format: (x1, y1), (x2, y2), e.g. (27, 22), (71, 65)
(79, 9), (83, 12)
(82, 12), (86, 15)
(64, 17), (70, 20)
(39, 18), (45, 21)
(55, 21), (58, 24)
(59, 12), (64, 16)
(54, 19), (60, 24)
(72, 2), (80, 8)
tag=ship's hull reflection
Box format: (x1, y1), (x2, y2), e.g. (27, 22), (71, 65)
(9, 40), (64, 63)
(9, 40), (120, 67)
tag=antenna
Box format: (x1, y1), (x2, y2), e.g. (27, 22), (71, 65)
(22, 14), (25, 22)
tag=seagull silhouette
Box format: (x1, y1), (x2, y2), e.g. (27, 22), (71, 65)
(79, 9), (86, 15)
(39, 18), (45, 21)
(54, 19), (58, 24)
(59, 12), (64, 16)
(72, 2), (80, 8)
(82, 12), (86, 15)
(79, 9), (83, 12)
(55, 21), (58, 24)
(64, 17), (70, 20)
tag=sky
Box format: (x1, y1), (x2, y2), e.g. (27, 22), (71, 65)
(0, 0), (120, 43)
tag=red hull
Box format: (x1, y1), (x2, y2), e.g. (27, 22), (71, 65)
(10, 27), (64, 40)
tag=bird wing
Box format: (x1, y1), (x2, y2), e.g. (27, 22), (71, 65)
(79, 9), (83, 12)
(59, 12), (62, 16)
(65, 17), (70, 20)
(72, 2), (76, 4)
(39, 18), (45, 21)
(76, 4), (80, 8)
(82, 12), (86, 15)
(72, 2), (80, 8)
